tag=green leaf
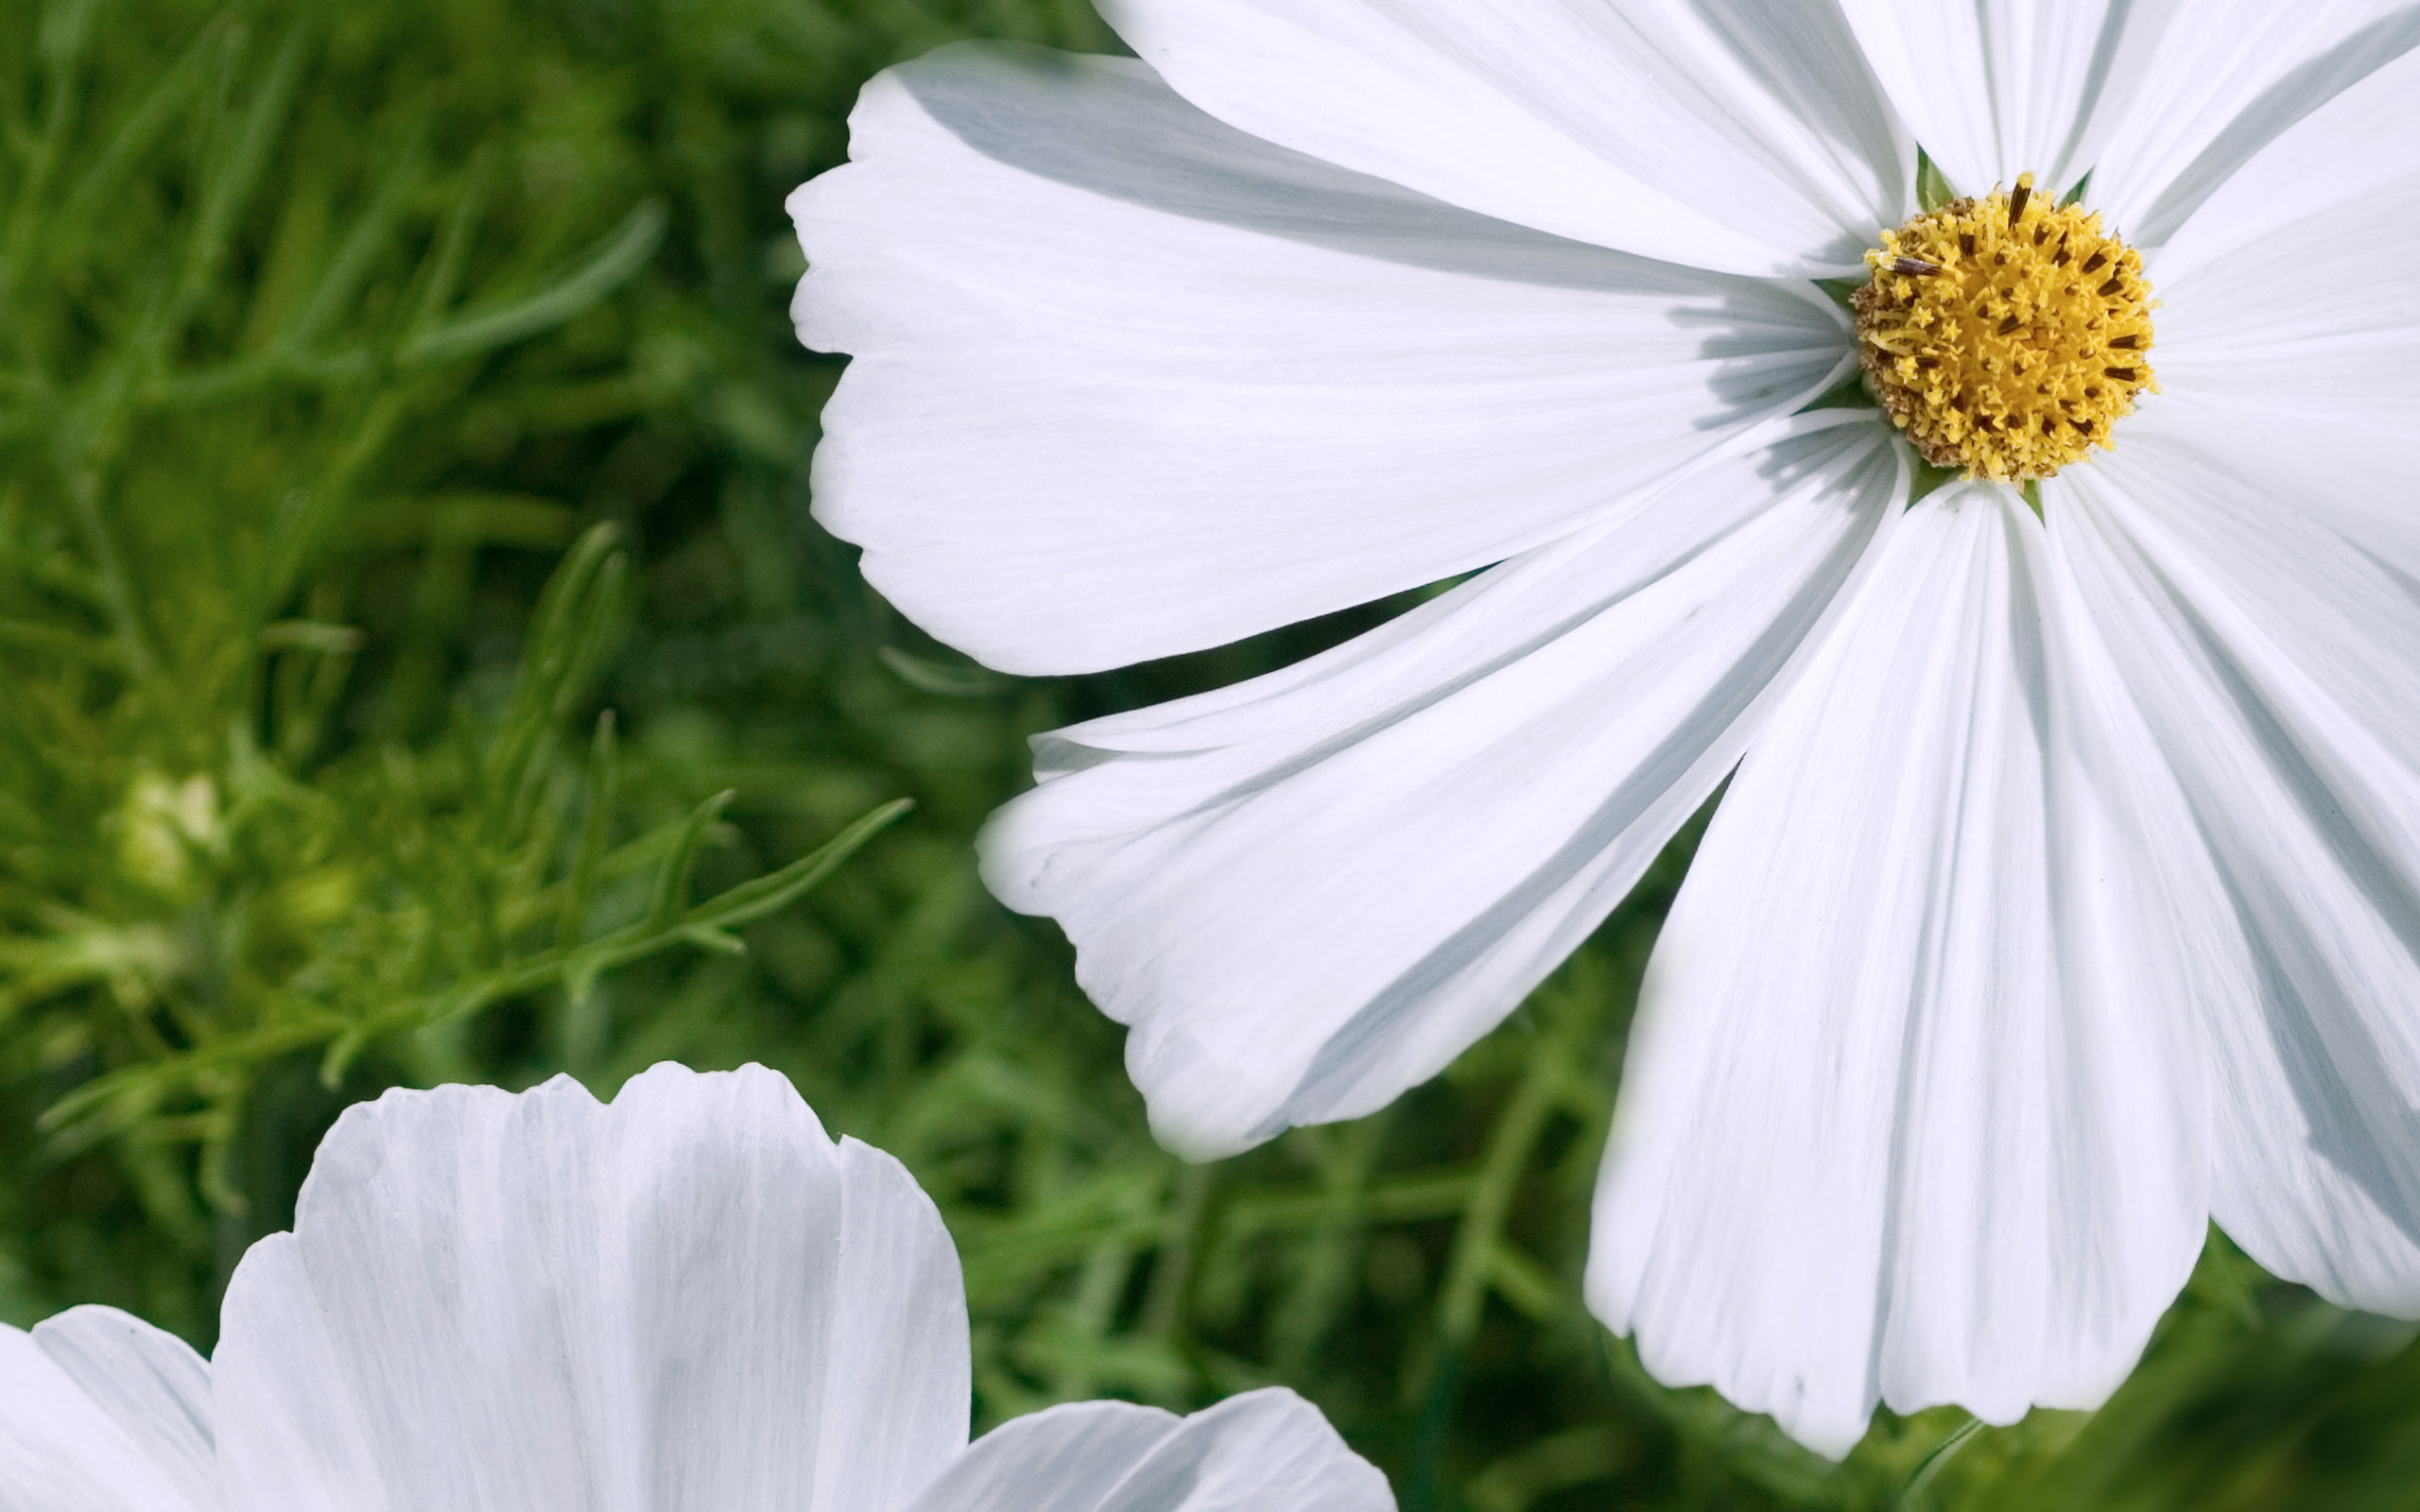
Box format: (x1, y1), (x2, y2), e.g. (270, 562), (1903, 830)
(400, 199), (668, 369)
(649, 788), (735, 929)
(558, 710), (618, 957)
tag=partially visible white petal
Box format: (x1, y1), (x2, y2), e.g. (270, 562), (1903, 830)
(2149, 43), (2420, 445)
(203, 1238), (383, 1512)
(28, 1308), (217, 1510)
(1097, 0), (1909, 276)
(1589, 486), (2208, 1456)
(900, 1391), (1391, 1512)
(2054, 401), (2420, 1316)
(984, 419), (1900, 1160)
(901, 1403), (1179, 1512)
(0, 1314), (216, 1512)
(1840, 0), (2181, 198)
(793, 43), (1850, 676)
(2088, 0), (2420, 245)
(214, 1065), (970, 1512)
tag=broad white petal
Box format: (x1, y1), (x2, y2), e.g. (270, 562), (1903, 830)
(1589, 486), (2207, 1456)
(792, 43), (1851, 676)
(0, 1314), (218, 1512)
(1096, 0), (1909, 275)
(2150, 43), (2420, 445)
(2088, 0), (2420, 245)
(1840, 0), (2181, 198)
(2054, 400), (2420, 1316)
(984, 419), (1900, 1160)
(214, 1065), (970, 1512)
(900, 1391), (1391, 1512)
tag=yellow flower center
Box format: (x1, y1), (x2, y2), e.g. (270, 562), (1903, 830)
(1853, 173), (2156, 483)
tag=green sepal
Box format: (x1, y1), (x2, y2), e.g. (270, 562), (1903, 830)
(1917, 149), (1956, 212)
(1907, 454), (1962, 507)
(1796, 369), (1878, 416)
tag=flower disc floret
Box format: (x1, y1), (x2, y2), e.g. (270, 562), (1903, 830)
(1854, 174), (2156, 482)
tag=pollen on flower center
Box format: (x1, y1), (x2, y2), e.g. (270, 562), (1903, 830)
(1853, 173), (2156, 483)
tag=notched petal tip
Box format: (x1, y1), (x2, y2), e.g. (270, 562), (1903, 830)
(1589, 486), (2208, 1461)
(904, 1386), (1392, 1512)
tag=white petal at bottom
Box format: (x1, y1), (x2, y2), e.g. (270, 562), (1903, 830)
(1590, 486), (2207, 1455)
(2056, 414), (2420, 1318)
(212, 1064), (971, 1512)
(899, 1390), (1391, 1512)
(0, 1312), (219, 1512)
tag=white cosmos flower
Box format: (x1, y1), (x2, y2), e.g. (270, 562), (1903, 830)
(786, 0), (2420, 1455)
(0, 1065), (1392, 1512)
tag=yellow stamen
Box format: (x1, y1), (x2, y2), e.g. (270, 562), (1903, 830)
(1853, 173), (2156, 483)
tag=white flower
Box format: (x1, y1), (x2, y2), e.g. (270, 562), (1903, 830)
(0, 1065), (1392, 1511)
(787, 0), (2420, 1454)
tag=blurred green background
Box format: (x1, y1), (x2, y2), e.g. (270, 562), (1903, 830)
(4, 2), (2418, 1507)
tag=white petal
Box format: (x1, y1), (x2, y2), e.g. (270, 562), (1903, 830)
(1840, 0), (2181, 198)
(983, 418), (1901, 1159)
(213, 1065), (970, 1512)
(899, 1391), (1392, 1512)
(901, 1403), (1179, 1512)
(1095, 0), (1909, 276)
(2087, 0), (2420, 245)
(2148, 43), (2420, 444)
(27, 1308), (217, 1509)
(792, 43), (1852, 676)
(194, 1238), (378, 1512)
(1588, 486), (2208, 1456)
(2053, 400), (2420, 1316)
(0, 1314), (218, 1512)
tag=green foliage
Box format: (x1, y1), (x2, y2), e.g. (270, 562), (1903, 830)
(3, 3), (2418, 1510)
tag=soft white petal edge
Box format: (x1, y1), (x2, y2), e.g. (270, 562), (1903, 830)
(791, 42), (1849, 675)
(1098, 0), (1910, 276)
(2149, 41), (2420, 446)
(2053, 400), (2420, 1317)
(899, 1390), (1392, 1512)
(1589, 485), (2208, 1456)
(982, 416), (1902, 1160)
(212, 1064), (972, 1512)
(0, 1313), (218, 1512)
(1839, 0), (2181, 199)
(2088, 0), (2420, 248)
